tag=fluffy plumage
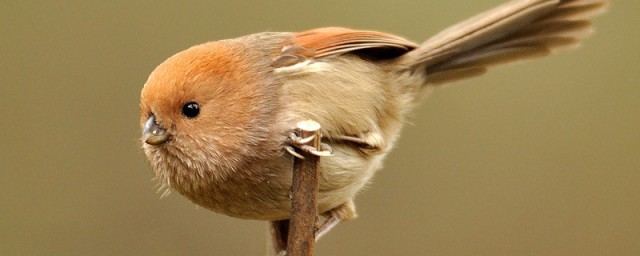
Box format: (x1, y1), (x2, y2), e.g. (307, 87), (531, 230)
(140, 0), (607, 232)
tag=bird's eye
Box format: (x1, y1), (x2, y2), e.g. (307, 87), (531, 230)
(182, 102), (200, 118)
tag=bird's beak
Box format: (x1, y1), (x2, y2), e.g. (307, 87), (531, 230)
(143, 115), (169, 145)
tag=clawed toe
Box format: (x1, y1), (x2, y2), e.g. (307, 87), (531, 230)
(286, 131), (332, 158)
(285, 145), (305, 159)
(289, 132), (317, 145)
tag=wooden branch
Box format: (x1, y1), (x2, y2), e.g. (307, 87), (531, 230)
(286, 120), (322, 256)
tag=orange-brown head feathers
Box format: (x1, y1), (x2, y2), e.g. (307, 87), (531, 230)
(140, 37), (284, 191)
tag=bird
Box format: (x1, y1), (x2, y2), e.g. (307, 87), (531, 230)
(139, 0), (607, 251)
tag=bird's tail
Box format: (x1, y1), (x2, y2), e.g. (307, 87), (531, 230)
(400, 0), (608, 86)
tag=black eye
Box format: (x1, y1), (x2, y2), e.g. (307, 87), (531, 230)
(182, 102), (200, 118)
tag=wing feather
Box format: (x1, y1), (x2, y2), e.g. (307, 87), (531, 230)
(292, 27), (417, 59)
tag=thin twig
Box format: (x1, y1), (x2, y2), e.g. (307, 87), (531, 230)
(286, 120), (322, 256)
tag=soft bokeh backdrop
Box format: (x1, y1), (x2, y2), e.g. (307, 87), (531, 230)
(2, 1), (638, 255)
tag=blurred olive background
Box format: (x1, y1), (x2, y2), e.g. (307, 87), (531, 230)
(1, 1), (638, 255)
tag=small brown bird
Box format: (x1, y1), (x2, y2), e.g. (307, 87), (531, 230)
(140, 0), (606, 248)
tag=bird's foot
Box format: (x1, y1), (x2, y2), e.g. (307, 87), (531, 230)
(285, 120), (332, 159)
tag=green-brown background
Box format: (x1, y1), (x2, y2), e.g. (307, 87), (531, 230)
(2, 1), (638, 255)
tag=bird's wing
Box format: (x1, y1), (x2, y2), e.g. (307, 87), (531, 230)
(272, 27), (417, 67)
